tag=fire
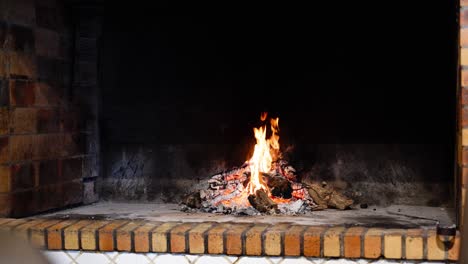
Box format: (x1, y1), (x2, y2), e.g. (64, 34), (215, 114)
(245, 113), (280, 195)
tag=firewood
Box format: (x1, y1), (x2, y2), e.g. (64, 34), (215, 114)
(328, 190), (354, 210)
(248, 189), (278, 214)
(263, 173), (293, 199)
(306, 182), (353, 210)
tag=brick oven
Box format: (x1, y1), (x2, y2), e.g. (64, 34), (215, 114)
(0, 0), (465, 263)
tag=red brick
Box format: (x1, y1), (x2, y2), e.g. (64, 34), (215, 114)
(207, 223), (232, 254)
(324, 227), (345, 257)
(427, 229), (445, 260)
(36, 185), (64, 213)
(0, 107), (9, 135)
(35, 82), (62, 107)
(10, 108), (37, 134)
(0, 51), (6, 78)
(344, 227), (365, 258)
(284, 225), (306, 256)
(0, 218), (29, 231)
(64, 220), (93, 250)
(188, 222), (214, 254)
(225, 223), (251, 255)
(264, 223), (290, 256)
(80, 220), (110, 250)
(460, 87), (468, 105)
(464, 168), (468, 188)
(462, 108), (468, 127)
(38, 160), (59, 186)
(9, 135), (33, 161)
(37, 108), (59, 133)
(303, 226), (325, 257)
(170, 223), (194, 253)
(245, 224), (269, 256)
(9, 80), (35, 107)
(12, 218), (48, 242)
(47, 220), (79, 250)
(134, 222), (161, 253)
(463, 49), (468, 66)
(9, 52), (36, 79)
(463, 148), (468, 167)
(462, 9), (468, 27)
(0, 79), (7, 107)
(10, 163), (35, 190)
(462, 0), (468, 6)
(30, 219), (63, 248)
(32, 134), (60, 160)
(0, 193), (12, 216)
(98, 220), (129, 251)
(116, 221), (143, 251)
(0, 137), (8, 163)
(152, 222), (180, 252)
(10, 190), (37, 217)
(60, 158), (82, 181)
(448, 231), (461, 261)
(0, 165), (11, 192)
(384, 229), (404, 259)
(59, 109), (82, 132)
(462, 29), (468, 47)
(364, 228), (383, 259)
(406, 229), (424, 260)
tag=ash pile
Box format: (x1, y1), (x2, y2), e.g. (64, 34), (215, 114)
(180, 159), (354, 216)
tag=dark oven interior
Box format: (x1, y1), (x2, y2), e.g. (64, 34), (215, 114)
(98, 1), (457, 210)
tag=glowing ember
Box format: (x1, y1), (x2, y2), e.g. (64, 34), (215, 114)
(181, 113), (354, 215)
(213, 113), (285, 208)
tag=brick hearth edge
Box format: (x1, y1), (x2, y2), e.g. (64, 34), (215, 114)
(0, 218), (460, 261)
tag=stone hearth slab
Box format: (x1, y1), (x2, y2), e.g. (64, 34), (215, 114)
(0, 202), (460, 261)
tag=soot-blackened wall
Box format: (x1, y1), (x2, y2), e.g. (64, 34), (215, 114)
(100, 1), (457, 206)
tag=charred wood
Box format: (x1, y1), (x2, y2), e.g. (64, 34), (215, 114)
(263, 173), (293, 199)
(248, 189), (278, 214)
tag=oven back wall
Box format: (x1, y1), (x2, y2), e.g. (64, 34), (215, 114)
(100, 1), (457, 206)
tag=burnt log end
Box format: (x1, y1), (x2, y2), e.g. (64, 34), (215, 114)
(267, 175), (293, 199)
(248, 189), (278, 214)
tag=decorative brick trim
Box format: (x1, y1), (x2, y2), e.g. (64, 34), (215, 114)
(0, 218), (460, 261)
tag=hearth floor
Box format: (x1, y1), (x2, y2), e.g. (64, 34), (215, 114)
(38, 201), (454, 228)
(1, 201), (460, 261)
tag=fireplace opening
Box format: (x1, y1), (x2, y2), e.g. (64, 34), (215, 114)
(0, 0), (460, 231)
(91, 0), (458, 221)
(3, 0), (468, 261)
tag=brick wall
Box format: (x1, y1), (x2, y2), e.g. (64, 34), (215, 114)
(0, 0), (100, 217)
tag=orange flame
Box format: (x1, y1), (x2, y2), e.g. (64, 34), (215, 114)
(245, 113), (280, 195)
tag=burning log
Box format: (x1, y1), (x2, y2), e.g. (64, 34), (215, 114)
(306, 182), (354, 210)
(248, 189), (278, 214)
(183, 113), (357, 215)
(263, 173), (293, 199)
